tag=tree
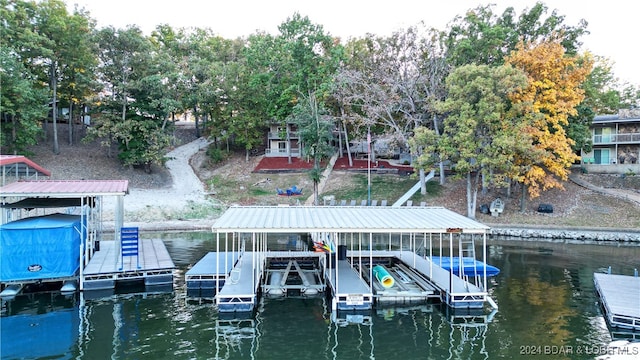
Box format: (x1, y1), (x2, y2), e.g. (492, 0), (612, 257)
(87, 25), (172, 170)
(291, 93), (335, 205)
(0, 0), (49, 154)
(444, 2), (587, 67)
(0, 47), (48, 154)
(436, 64), (530, 219)
(505, 39), (592, 209)
(332, 26), (450, 191)
(35, 0), (96, 154)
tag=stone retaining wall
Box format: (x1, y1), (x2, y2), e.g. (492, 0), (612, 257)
(490, 227), (640, 242)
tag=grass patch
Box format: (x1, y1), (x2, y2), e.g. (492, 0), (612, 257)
(181, 200), (225, 220)
(323, 174), (419, 203)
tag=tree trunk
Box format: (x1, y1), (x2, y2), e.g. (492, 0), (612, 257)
(194, 107), (201, 138)
(481, 171), (488, 195)
(420, 168), (427, 195)
(68, 101), (73, 145)
(11, 114), (17, 155)
(287, 129), (292, 164)
(466, 172), (474, 218)
(433, 114), (445, 184)
(51, 64), (59, 155)
(520, 183), (527, 213)
(342, 120), (353, 167)
(466, 171), (480, 219)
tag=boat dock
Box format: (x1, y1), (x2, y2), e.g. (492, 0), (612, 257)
(205, 206), (498, 314)
(348, 251), (487, 308)
(328, 259), (373, 311)
(189, 249), (492, 313)
(186, 252), (239, 298)
(594, 272), (640, 331)
(82, 239), (175, 290)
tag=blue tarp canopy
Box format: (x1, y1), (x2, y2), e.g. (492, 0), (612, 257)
(0, 213), (85, 282)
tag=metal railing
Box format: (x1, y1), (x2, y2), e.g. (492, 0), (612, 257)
(264, 148), (301, 157)
(593, 133), (640, 144)
(267, 131), (299, 140)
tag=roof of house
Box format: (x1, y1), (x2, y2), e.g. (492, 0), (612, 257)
(212, 205), (489, 234)
(0, 180), (129, 198)
(593, 109), (640, 124)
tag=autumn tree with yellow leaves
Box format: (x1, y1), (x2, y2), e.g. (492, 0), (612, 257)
(505, 39), (593, 211)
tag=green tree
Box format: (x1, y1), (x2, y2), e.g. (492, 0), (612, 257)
(0, 47), (48, 154)
(444, 2), (587, 67)
(87, 26), (171, 170)
(0, 0), (49, 154)
(436, 64), (530, 219)
(291, 93), (335, 205)
(35, 0), (96, 154)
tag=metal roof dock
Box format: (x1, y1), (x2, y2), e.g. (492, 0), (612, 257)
(212, 206), (490, 234)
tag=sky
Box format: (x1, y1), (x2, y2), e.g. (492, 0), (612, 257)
(65, 0), (639, 86)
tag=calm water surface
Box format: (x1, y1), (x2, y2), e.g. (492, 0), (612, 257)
(2, 232), (639, 359)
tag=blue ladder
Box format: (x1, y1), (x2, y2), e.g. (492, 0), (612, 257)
(120, 227), (140, 270)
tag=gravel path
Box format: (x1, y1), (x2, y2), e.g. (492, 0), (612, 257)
(102, 137), (213, 219)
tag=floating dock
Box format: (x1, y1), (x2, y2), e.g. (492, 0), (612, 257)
(207, 206), (498, 314)
(189, 249), (493, 313)
(594, 272), (640, 331)
(185, 252), (239, 298)
(82, 239), (175, 290)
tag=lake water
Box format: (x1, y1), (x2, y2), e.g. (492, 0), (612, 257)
(2, 232), (639, 359)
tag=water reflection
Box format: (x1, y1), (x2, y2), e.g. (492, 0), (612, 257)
(1, 233), (639, 359)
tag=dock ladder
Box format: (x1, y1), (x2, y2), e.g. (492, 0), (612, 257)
(120, 227), (140, 270)
(459, 236), (477, 288)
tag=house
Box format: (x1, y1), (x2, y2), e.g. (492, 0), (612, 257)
(264, 122), (301, 158)
(581, 109), (640, 174)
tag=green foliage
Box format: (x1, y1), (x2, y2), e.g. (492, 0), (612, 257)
(437, 64), (530, 218)
(115, 118), (172, 170)
(445, 2), (587, 67)
(206, 146), (229, 164)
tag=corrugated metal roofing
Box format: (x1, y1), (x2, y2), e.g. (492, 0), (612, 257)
(212, 206), (490, 234)
(0, 180), (129, 197)
(0, 155), (51, 177)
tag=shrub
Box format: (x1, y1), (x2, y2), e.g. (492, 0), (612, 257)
(206, 146), (228, 164)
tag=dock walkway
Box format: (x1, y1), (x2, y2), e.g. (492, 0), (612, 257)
(328, 260), (373, 311)
(82, 239), (174, 290)
(348, 250), (488, 308)
(594, 272), (640, 330)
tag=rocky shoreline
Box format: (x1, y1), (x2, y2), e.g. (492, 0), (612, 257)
(100, 218), (640, 243)
(490, 225), (640, 242)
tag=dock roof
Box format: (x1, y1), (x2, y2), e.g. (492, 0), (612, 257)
(0, 155), (51, 178)
(0, 180), (129, 198)
(212, 206), (490, 234)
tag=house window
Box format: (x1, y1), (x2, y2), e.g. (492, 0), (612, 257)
(278, 142), (287, 153)
(594, 128), (612, 143)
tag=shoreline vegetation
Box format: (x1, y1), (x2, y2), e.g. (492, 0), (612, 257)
(22, 125), (640, 242)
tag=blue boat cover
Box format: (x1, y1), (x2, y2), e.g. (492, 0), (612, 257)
(0, 213), (85, 282)
(431, 256), (500, 277)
